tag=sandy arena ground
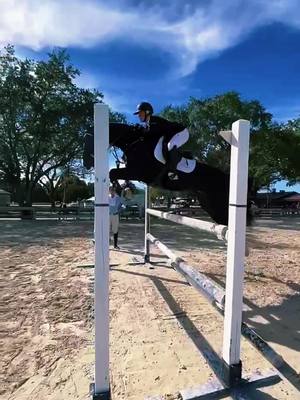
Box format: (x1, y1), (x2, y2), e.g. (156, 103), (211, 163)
(1, 215), (300, 400)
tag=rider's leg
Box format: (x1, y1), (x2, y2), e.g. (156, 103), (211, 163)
(110, 167), (141, 182)
(167, 146), (181, 171)
(163, 149), (181, 181)
(166, 128), (190, 180)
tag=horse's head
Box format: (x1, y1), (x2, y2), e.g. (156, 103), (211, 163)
(109, 122), (144, 150)
(83, 122), (144, 169)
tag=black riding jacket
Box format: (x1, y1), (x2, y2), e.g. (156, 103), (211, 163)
(143, 115), (186, 159)
(146, 115), (185, 142)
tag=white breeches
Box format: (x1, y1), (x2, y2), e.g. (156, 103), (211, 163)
(154, 128), (196, 173)
(110, 214), (119, 234)
(167, 128), (189, 150)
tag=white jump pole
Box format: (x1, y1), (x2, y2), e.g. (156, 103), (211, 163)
(144, 185), (151, 263)
(222, 119), (250, 385)
(146, 208), (228, 242)
(93, 103), (110, 399)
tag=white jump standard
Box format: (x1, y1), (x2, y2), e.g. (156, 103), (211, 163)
(144, 120), (281, 399)
(90, 104), (110, 400)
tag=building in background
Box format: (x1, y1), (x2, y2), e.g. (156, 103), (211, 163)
(0, 189), (11, 206)
(256, 191), (300, 208)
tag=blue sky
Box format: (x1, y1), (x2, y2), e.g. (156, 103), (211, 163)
(1, 0), (299, 190)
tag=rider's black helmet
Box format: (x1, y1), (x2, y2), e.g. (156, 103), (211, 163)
(133, 102), (154, 115)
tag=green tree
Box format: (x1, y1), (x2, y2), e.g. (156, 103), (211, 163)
(0, 45), (101, 205)
(250, 122), (300, 190)
(160, 92), (300, 191)
(110, 110), (127, 124)
(55, 174), (90, 203)
(282, 118), (300, 185)
(161, 92), (272, 170)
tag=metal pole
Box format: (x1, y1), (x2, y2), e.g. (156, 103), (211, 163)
(93, 104), (110, 399)
(222, 119), (250, 386)
(144, 185), (150, 263)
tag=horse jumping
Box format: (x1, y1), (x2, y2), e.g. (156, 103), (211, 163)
(83, 122), (249, 225)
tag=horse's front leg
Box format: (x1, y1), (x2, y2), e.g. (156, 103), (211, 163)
(109, 167), (140, 182)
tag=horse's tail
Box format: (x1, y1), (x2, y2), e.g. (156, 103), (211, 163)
(196, 190), (228, 225)
(197, 189), (253, 226)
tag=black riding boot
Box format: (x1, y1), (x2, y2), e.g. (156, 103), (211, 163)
(167, 146), (181, 180)
(154, 146), (182, 187)
(113, 233), (119, 249)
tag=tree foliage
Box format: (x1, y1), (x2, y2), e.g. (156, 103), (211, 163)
(250, 121), (300, 189)
(55, 174), (92, 204)
(161, 92), (300, 191)
(0, 45), (101, 205)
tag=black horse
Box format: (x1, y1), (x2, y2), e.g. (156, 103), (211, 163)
(83, 122), (243, 225)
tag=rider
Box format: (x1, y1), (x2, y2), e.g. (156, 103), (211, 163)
(133, 101), (191, 180)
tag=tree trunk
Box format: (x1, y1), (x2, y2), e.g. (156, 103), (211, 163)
(14, 180), (24, 205)
(21, 182), (35, 219)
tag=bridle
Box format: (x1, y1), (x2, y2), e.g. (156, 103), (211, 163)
(111, 146), (124, 167)
(109, 124), (146, 165)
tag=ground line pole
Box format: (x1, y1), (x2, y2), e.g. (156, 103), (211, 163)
(93, 104), (110, 399)
(222, 119), (250, 385)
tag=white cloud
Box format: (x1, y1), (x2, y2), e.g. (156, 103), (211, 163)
(1, 0), (299, 77)
(0, 0), (135, 49)
(74, 71), (133, 114)
(103, 91), (134, 114)
(74, 71), (101, 90)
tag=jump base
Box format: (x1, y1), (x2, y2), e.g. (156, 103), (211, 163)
(146, 370), (281, 400)
(129, 255), (169, 267)
(90, 383), (110, 400)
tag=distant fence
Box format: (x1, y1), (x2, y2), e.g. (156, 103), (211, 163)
(0, 206), (91, 220)
(0, 205), (142, 220)
(256, 207), (300, 217)
(1, 205), (299, 221)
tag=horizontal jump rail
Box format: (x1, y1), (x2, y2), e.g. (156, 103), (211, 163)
(147, 233), (225, 306)
(146, 208), (228, 242)
(147, 233), (285, 371)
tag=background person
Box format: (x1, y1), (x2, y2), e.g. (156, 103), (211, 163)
(109, 186), (122, 249)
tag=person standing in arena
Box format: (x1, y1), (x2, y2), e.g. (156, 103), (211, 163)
(109, 186), (123, 249)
